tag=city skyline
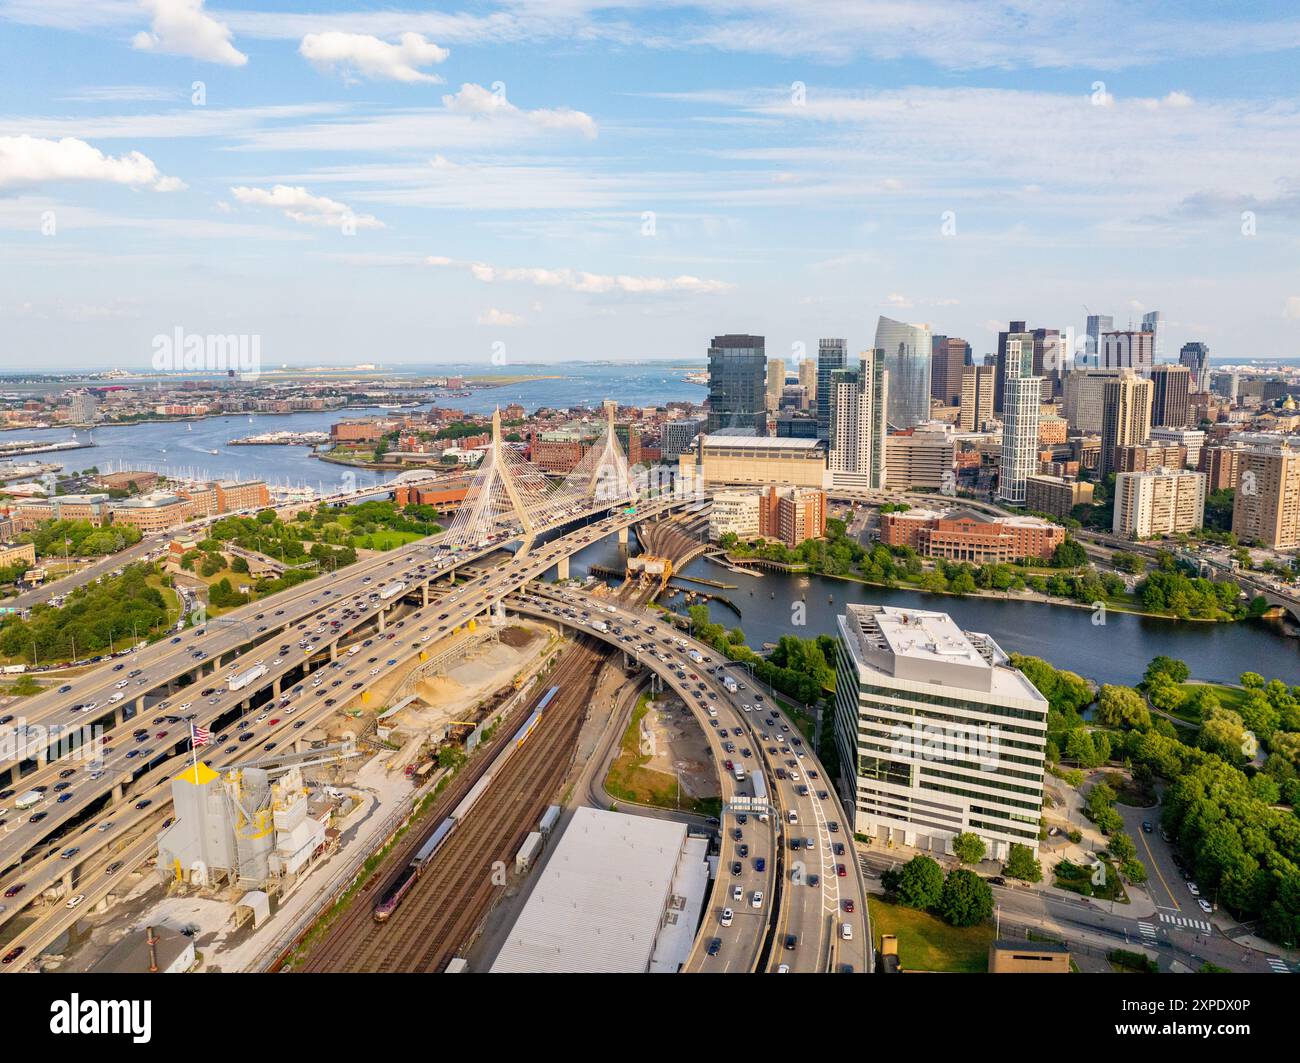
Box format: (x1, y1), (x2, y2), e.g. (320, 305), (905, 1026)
(2, 1), (1300, 368)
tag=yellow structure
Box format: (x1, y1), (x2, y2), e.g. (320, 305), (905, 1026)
(988, 939), (1071, 973)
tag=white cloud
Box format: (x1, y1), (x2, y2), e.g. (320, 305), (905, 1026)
(426, 255), (731, 295)
(229, 184), (384, 229)
(132, 0), (248, 66)
(0, 134), (184, 191)
(299, 31), (448, 83)
(477, 307), (523, 326)
(441, 83), (597, 139)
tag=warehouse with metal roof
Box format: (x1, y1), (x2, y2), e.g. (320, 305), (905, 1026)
(490, 806), (709, 973)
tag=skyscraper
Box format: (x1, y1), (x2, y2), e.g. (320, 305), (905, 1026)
(994, 321), (1034, 413)
(930, 336), (970, 407)
(958, 365), (994, 431)
(766, 357), (785, 411)
(997, 342), (1042, 505)
(1179, 341), (1211, 391)
(1099, 370), (1153, 478)
(874, 316), (932, 430)
(1086, 314), (1113, 366)
(1100, 330), (1154, 375)
(1141, 310), (1163, 361)
(706, 334), (766, 432)
(1150, 364), (1192, 428)
(828, 349), (888, 491)
(816, 338), (847, 442)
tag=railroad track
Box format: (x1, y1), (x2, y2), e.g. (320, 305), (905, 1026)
(299, 640), (606, 972)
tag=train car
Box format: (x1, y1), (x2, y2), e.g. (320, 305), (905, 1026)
(535, 685), (560, 713)
(450, 772), (494, 822)
(511, 709), (543, 748)
(374, 817), (456, 922)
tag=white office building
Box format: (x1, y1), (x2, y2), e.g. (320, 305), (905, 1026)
(708, 489), (762, 540)
(834, 604), (1048, 860)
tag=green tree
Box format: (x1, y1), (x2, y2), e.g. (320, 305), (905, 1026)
(893, 855), (945, 910)
(936, 869), (994, 927)
(1095, 685), (1152, 730)
(1004, 843), (1043, 882)
(953, 832), (986, 865)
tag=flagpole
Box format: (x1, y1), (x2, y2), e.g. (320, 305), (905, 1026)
(188, 718), (199, 782)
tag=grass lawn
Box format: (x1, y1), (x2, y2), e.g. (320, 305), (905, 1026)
(1175, 681), (1252, 721)
(351, 529), (425, 551)
(868, 896), (994, 973)
(605, 693), (717, 817)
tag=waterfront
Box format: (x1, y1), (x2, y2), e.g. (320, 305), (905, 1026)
(563, 535), (1300, 688)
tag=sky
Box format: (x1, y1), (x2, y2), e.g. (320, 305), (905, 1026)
(1, 0), (1300, 371)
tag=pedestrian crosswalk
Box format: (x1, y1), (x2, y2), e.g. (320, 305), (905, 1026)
(1159, 912), (1212, 933)
(1267, 957), (1290, 974)
(1138, 921), (1158, 944)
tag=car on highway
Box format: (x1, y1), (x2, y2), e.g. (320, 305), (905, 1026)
(2, 947), (25, 965)
(66, 894), (85, 909)
(1142, 821), (1153, 833)
(1187, 881), (1201, 897)
(842, 899), (855, 913)
(783, 934), (797, 951)
(1198, 898), (1214, 914)
(720, 907), (734, 927)
(3, 884), (25, 898)
(706, 938), (721, 957)
(134, 799), (152, 810)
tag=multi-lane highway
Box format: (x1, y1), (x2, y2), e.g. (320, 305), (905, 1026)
(0, 496), (693, 964)
(513, 585), (872, 973)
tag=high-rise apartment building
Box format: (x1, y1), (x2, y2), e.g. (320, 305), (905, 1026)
(707, 334), (766, 432)
(996, 337), (1041, 505)
(958, 365), (995, 432)
(798, 358), (816, 400)
(1150, 427), (1204, 468)
(766, 357), (785, 411)
(1099, 371), (1153, 478)
(828, 349), (888, 491)
(1150, 364), (1192, 428)
(660, 417), (704, 459)
(930, 336), (970, 407)
(994, 322), (1034, 413)
(874, 316), (932, 430)
(1232, 443), (1300, 548)
(834, 604), (1048, 859)
(816, 338), (846, 442)
(998, 375), (1043, 505)
(1113, 466), (1206, 539)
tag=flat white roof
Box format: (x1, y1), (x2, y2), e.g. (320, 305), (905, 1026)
(841, 604), (1048, 706)
(490, 807), (700, 973)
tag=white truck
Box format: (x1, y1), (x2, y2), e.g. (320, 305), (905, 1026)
(348, 644), (362, 656)
(228, 662), (268, 691)
(590, 620), (609, 633)
(15, 790), (43, 810)
(722, 675), (738, 694)
(379, 581), (406, 601)
(687, 650), (704, 665)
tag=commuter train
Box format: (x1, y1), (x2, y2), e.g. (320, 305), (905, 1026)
(373, 684), (561, 923)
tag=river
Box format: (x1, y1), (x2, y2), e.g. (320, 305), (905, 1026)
(562, 534), (1300, 688)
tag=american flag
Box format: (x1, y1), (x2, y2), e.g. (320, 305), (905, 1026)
(191, 724), (211, 748)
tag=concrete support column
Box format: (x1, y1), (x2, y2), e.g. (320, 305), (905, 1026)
(272, 676), (282, 697)
(112, 781), (124, 803)
(62, 870), (74, 893)
(329, 643), (337, 662)
(422, 584), (429, 607)
(617, 526), (629, 546)
(556, 556), (569, 581)
(377, 611), (386, 633)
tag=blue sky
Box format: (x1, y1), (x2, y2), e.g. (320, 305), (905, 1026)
(2, 0), (1300, 370)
